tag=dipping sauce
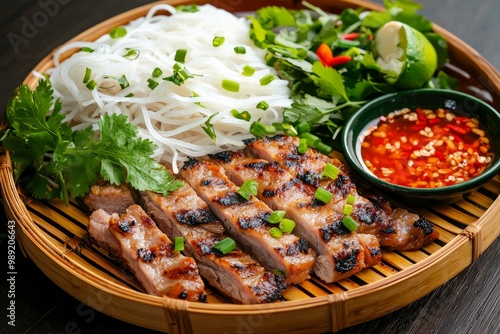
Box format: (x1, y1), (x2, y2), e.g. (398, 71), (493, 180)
(360, 107), (493, 188)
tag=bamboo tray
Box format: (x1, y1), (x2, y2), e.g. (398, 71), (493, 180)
(1, 0), (499, 333)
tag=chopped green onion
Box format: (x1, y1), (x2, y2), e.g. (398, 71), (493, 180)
(125, 93), (134, 97)
(175, 49), (188, 63)
(300, 132), (320, 148)
(296, 121), (311, 134)
(110, 26), (127, 39)
(347, 194), (356, 204)
(322, 163), (340, 180)
(123, 48), (140, 60)
(222, 79), (240, 92)
(147, 78), (159, 90)
(173, 63), (182, 71)
(201, 113), (218, 143)
(234, 46), (246, 54)
(316, 142), (332, 155)
(170, 63), (193, 80)
(118, 75), (129, 89)
(264, 31), (276, 44)
(267, 210), (286, 224)
(298, 138), (308, 154)
(259, 74), (275, 86)
(250, 121), (276, 138)
(314, 187), (333, 204)
(174, 236), (184, 251)
(212, 36), (225, 47)
(342, 215), (359, 232)
(86, 80), (97, 90)
(256, 101), (269, 110)
(271, 269), (286, 277)
(273, 123), (298, 137)
(83, 67), (92, 84)
(283, 125), (298, 137)
(265, 52), (278, 67)
(342, 204), (353, 215)
(179, 68), (193, 80)
(237, 179), (258, 200)
(337, 39), (361, 48)
(177, 4), (199, 12)
(164, 73), (183, 86)
(152, 67), (163, 78)
(213, 237), (236, 255)
(242, 65), (255, 77)
(109, 27), (127, 39)
(269, 227), (283, 238)
(279, 219), (296, 233)
(164, 64), (193, 86)
(231, 109), (251, 121)
(81, 47), (94, 53)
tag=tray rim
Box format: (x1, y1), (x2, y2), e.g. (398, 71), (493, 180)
(1, 0), (499, 332)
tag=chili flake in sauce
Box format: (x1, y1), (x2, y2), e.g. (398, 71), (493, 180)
(360, 107), (493, 188)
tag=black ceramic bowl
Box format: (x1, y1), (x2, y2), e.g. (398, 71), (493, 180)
(341, 89), (500, 205)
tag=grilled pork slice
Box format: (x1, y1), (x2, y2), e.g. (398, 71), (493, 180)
(356, 234), (383, 268)
(244, 135), (439, 250)
(88, 209), (120, 255)
(390, 208), (439, 250)
(180, 158), (316, 285)
(208, 151), (378, 283)
(142, 183), (286, 304)
(89, 205), (206, 301)
(83, 182), (135, 214)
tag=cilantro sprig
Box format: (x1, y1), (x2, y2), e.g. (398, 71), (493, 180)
(248, 0), (454, 142)
(3, 79), (182, 205)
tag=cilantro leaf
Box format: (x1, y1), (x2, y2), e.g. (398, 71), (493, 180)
(425, 32), (448, 69)
(362, 11), (391, 29)
(249, 17), (267, 46)
(349, 79), (396, 100)
(60, 127), (101, 198)
(26, 173), (58, 200)
(284, 94), (341, 124)
(382, 0), (433, 32)
(98, 112), (138, 148)
(311, 62), (349, 101)
(8, 82), (56, 157)
(2, 135), (40, 182)
(7, 80), (69, 142)
(255, 6), (295, 29)
(431, 71), (459, 90)
(384, 0), (423, 12)
(339, 8), (361, 27)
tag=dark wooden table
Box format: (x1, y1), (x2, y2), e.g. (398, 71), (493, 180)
(1, 0), (499, 333)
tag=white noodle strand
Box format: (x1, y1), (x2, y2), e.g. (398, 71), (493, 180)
(48, 4), (292, 171)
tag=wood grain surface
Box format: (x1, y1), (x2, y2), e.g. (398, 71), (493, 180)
(0, 0), (499, 333)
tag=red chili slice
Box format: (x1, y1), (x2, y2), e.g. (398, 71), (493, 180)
(411, 124), (427, 131)
(446, 124), (467, 135)
(315, 43), (352, 67)
(342, 32), (359, 40)
(434, 150), (446, 159)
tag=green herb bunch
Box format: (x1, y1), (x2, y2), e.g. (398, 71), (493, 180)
(3, 79), (182, 205)
(249, 0), (458, 140)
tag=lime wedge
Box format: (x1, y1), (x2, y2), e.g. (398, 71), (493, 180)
(375, 21), (438, 89)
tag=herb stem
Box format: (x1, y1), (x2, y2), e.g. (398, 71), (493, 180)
(57, 171), (69, 206)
